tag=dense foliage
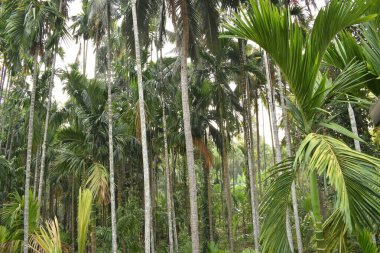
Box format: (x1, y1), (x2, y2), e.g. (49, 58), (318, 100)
(0, 0), (380, 252)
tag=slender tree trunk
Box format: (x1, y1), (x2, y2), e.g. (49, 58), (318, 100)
(33, 147), (41, 198)
(71, 173), (76, 252)
(170, 152), (179, 253)
(347, 102), (361, 152)
(23, 48), (39, 253)
(254, 94), (262, 196)
(131, 1), (152, 252)
(37, 47), (58, 210)
(105, 3), (117, 252)
(310, 172), (324, 252)
(179, 0), (200, 251)
(163, 105), (174, 253)
(261, 102), (268, 175)
(218, 105), (234, 251)
(268, 65), (294, 252)
(171, 193), (179, 253)
(160, 47), (174, 253)
(83, 37), (87, 76)
(278, 71), (303, 253)
(7, 124), (15, 159)
(0, 64), (5, 105)
(240, 40), (260, 251)
(0, 75), (10, 153)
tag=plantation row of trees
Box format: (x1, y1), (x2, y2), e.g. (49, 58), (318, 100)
(0, 0), (380, 252)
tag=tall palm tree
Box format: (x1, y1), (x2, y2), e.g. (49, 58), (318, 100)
(225, 0), (380, 251)
(131, 0), (152, 252)
(178, 0), (200, 250)
(104, 0), (118, 251)
(3, 0), (61, 251)
(37, 0), (68, 212)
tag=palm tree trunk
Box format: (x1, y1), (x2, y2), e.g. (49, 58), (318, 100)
(163, 105), (174, 253)
(254, 93), (263, 195)
(220, 114), (234, 251)
(310, 171), (324, 252)
(263, 57), (294, 252)
(160, 47), (174, 253)
(105, 3), (117, 252)
(0, 75), (11, 153)
(170, 152), (179, 253)
(131, 1), (152, 252)
(83, 37), (87, 76)
(0, 64), (5, 105)
(179, 0), (200, 251)
(240, 40), (260, 251)
(278, 71), (303, 253)
(7, 124), (15, 159)
(23, 47), (39, 253)
(37, 47), (58, 210)
(33, 147), (41, 198)
(347, 102), (361, 152)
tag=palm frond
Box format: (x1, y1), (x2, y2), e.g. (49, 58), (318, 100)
(356, 229), (379, 253)
(223, 0), (375, 120)
(260, 158), (295, 253)
(295, 133), (380, 232)
(29, 217), (62, 253)
(86, 163), (109, 205)
(77, 188), (92, 253)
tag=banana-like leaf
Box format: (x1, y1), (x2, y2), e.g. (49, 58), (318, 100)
(77, 188), (92, 253)
(86, 163), (109, 205)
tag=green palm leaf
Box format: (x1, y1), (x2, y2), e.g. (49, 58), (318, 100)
(223, 0), (375, 121)
(77, 188), (92, 253)
(260, 158), (295, 253)
(295, 133), (380, 231)
(29, 217), (62, 253)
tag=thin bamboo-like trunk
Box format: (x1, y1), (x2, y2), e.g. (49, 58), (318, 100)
(347, 102), (361, 152)
(83, 38), (87, 76)
(23, 48), (39, 253)
(171, 189), (179, 253)
(38, 47), (58, 209)
(0, 75), (11, 152)
(261, 54), (294, 252)
(0, 64), (5, 105)
(7, 124), (15, 159)
(160, 46), (174, 253)
(71, 173), (75, 252)
(163, 105), (174, 253)
(33, 147), (41, 198)
(254, 94), (263, 195)
(179, 0), (200, 251)
(240, 40), (260, 251)
(131, 1), (152, 252)
(218, 102), (234, 251)
(278, 71), (303, 253)
(106, 2), (117, 252)
(310, 172), (324, 252)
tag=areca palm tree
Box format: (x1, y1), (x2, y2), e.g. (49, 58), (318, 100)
(2, 1), (62, 251)
(131, 0), (152, 252)
(224, 0), (380, 251)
